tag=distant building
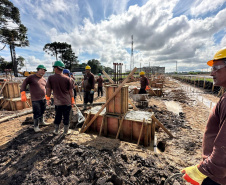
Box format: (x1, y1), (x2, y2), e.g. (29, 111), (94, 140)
(139, 66), (165, 74)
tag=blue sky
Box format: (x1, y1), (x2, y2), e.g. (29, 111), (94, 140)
(1, 0), (226, 73)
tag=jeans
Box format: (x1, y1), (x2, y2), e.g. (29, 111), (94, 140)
(54, 105), (72, 125)
(98, 87), (103, 96)
(32, 99), (46, 119)
(84, 91), (94, 104)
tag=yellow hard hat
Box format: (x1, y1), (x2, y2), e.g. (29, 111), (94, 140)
(207, 48), (226, 66)
(140, 71), (145, 75)
(85, 65), (91, 70)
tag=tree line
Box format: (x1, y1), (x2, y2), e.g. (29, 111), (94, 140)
(0, 0), (113, 76)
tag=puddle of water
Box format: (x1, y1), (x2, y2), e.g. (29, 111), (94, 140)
(164, 101), (182, 115)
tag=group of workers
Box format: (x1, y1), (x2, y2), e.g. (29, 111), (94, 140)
(20, 61), (104, 135)
(20, 48), (226, 184)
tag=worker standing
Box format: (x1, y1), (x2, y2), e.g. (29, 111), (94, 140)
(96, 73), (104, 97)
(20, 65), (49, 132)
(70, 72), (77, 102)
(82, 65), (95, 110)
(46, 61), (75, 135)
(139, 71), (149, 94)
(181, 48), (226, 185)
(63, 69), (77, 103)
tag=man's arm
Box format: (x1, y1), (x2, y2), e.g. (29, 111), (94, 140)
(46, 88), (52, 98)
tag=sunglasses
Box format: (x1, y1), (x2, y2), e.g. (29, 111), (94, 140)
(211, 65), (226, 73)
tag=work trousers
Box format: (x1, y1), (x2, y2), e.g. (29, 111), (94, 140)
(202, 177), (220, 185)
(139, 88), (147, 94)
(84, 91), (94, 104)
(73, 89), (77, 99)
(54, 105), (71, 126)
(98, 87), (103, 97)
(32, 99), (46, 119)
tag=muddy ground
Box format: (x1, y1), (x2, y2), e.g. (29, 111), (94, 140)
(0, 77), (219, 185)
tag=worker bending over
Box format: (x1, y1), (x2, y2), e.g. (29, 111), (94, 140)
(139, 71), (149, 94)
(20, 65), (49, 132)
(82, 65), (95, 110)
(46, 61), (75, 135)
(181, 48), (226, 185)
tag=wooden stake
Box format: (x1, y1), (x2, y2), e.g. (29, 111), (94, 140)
(102, 70), (115, 84)
(80, 111), (91, 133)
(80, 67), (137, 133)
(137, 118), (145, 146)
(99, 115), (105, 136)
(116, 114), (126, 139)
(128, 98), (138, 110)
(151, 115), (174, 138)
(0, 81), (7, 95)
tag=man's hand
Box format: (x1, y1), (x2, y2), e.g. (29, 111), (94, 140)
(71, 97), (75, 106)
(46, 96), (51, 106)
(90, 89), (94, 94)
(21, 91), (27, 102)
(181, 165), (207, 185)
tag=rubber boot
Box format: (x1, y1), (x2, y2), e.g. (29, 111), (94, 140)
(34, 119), (41, 132)
(39, 116), (50, 126)
(53, 124), (60, 135)
(63, 125), (70, 135)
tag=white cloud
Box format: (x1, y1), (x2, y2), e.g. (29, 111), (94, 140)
(191, 0), (225, 17)
(4, 0), (226, 73)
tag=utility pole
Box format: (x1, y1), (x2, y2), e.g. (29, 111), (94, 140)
(176, 61), (177, 73)
(130, 35), (134, 71)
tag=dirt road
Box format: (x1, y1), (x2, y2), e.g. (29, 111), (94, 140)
(0, 77), (219, 185)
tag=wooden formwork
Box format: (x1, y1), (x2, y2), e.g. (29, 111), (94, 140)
(148, 88), (162, 97)
(85, 110), (155, 147)
(1, 82), (20, 98)
(0, 97), (32, 111)
(105, 84), (128, 115)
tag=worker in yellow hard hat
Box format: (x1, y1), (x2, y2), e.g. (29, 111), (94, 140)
(181, 48), (226, 185)
(139, 71), (149, 94)
(82, 65), (95, 110)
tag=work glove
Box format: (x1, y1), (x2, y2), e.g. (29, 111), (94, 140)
(181, 165), (207, 185)
(145, 85), (150, 90)
(46, 96), (51, 106)
(71, 97), (75, 106)
(21, 91), (27, 102)
(90, 89), (94, 94)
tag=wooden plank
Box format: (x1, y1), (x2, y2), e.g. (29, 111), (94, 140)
(0, 81), (7, 95)
(80, 67), (137, 133)
(1, 101), (9, 110)
(128, 98), (138, 110)
(80, 111), (91, 133)
(99, 115), (105, 136)
(137, 118), (145, 146)
(151, 115), (174, 138)
(104, 116), (108, 136)
(102, 70), (115, 84)
(144, 124), (149, 147)
(116, 114), (126, 139)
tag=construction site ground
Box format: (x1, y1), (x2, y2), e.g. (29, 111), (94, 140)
(0, 77), (219, 185)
